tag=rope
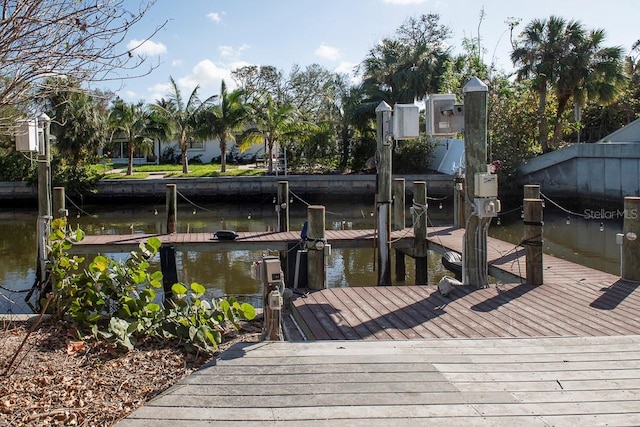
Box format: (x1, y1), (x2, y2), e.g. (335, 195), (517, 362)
(176, 190), (218, 214)
(540, 191), (585, 218)
(65, 195), (95, 218)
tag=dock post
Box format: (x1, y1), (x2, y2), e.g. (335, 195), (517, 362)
(621, 196), (640, 282)
(277, 181), (289, 232)
(453, 177), (465, 229)
(53, 187), (66, 219)
(393, 178), (406, 282)
(523, 198), (544, 285)
(375, 101), (393, 286)
(159, 245), (178, 301)
(524, 184), (540, 199)
(306, 205), (326, 290)
(166, 184), (177, 234)
(462, 77), (490, 288)
(413, 181), (428, 285)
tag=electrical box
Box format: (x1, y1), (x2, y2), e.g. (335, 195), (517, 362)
(393, 103), (419, 140)
(15, 120), (40, 153)
(474, 198), (501, 218)
(425, 94), (464, 137)
(474, 173), (498, 198)
(268, 290), (283, 310)
(262, 257), (282, 284)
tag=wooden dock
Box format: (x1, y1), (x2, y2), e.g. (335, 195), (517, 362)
(114, 224), (640, 425)
(117, 336), (640, 426)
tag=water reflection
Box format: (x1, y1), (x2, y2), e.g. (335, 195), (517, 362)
(0, 201), (624, 313)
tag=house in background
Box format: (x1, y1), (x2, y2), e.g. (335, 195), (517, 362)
(100, 136), (267, 165)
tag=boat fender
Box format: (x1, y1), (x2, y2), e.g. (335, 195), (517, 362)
(213, 230), (238, 240)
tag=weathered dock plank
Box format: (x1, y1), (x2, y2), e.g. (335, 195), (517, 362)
(116, 337), (640, 426)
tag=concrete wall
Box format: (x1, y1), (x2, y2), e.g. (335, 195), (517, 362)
(0, 174), (454, 204)
(519, 143), (640, 201)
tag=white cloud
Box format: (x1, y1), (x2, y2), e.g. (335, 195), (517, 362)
(171, 59), (184, 67)
(315, 43), (341, 61)
(126, 39), (167, 56)
(178, 59), (232, 91)
(219, 44), (251, 59)
(382, 0), (427, 4)
(207, 12), (222, 22)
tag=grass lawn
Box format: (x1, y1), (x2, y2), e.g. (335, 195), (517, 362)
(98, 163), (265, 178)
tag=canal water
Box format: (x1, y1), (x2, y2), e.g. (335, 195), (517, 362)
(0, 198), (623, 314)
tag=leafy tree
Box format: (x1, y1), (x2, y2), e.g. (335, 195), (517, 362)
(151, 77), (215, 173)
(232, 65), (284, 103)
(43, 78), (108, 168)
(0, 0), (164, 130)
(204, 80), (249, 172)
(240, 95), (298, 174)
(359, 13), (451, 105)
(511, 15), (625, 152)
(108, 99), (154, 175)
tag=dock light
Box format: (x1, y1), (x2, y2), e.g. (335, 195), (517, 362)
(496, 217), (501, 226)
(192, 208), (196, 215)
(273, 197), (276, 203)
(314, 240), (325, 251)
(439, 202), (443, 210)
(280, 203), (287, 210)
(626, 232), (637, 241)
(290, 197), (293, 204)
(154, 209), (158, 216)
(248, 213), (252, 220)
(566, 216), (570, 225)
(76, 213), (80, 218)
(599, 222), (604, 232)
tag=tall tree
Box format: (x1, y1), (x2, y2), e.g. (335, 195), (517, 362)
(241, 95), (298, 174)
(108, 99), (153, 175)
(359, 13), (451, 105)
(205, 80), (248, 172)
(0, 0), (165, 129)
(151, 77), (215, 173)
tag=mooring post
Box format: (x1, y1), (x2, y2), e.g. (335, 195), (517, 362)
(159, 245), (178, 301)
(524, 184), (541, 200)
(621, 196), (640, 282)
(453, 176), (465, 229)
(53, 187), (66, 219)
(523, 198), (544, 285)
(375, 101), (393, 286)
(462, 77), (490, 288)
(393, 178), (406, 282)
(306, 205), (326, 290)
(166, 184), (177, 234)
(413, 181), (428, 285)
(277, 181), (289, 232)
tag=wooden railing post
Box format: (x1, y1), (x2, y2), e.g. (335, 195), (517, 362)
(393, 178), (406, 282)
(413, 181), (428, 285)
(523, 198), (544, 285)
(53, 187), (66, 219)
(622, 196), (640, 282)
(306, 205), (326, 290)
(166, 184), (177, 234)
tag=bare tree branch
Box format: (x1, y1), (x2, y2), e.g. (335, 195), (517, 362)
(0, 0), (166, 129)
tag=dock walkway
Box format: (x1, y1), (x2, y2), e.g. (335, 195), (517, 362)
(98, 225), (640, 425)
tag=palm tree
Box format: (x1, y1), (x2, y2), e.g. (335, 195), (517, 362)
(551, 29), (624, 145)
(511, 16), (572, 153)
(108, 99), (153, 175)
(205, 80), (248, 172)
(241, 94), (298, 174)
(151, 77), (214, 173)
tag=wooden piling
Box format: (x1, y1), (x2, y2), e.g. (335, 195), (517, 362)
(159, 245), (179, 301)
(53, 187), (66, 219)
(166, 184), (177, 234)
(523, 198), (544, 285)
(524, 184), (541, 200)
(453, 177), (465, 229)
(375, 101), (393, 286)
(306, 205), (326, 290)
(622, 196), (640, 282)
(393, 178), (406, 282)
(413, 181), (428, 285)
(277, 181), (289, 232)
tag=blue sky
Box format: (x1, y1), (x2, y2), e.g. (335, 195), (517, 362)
(109, 0), (639, 103)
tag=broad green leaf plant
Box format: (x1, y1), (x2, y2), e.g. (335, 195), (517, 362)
(47, 218), (256, 353)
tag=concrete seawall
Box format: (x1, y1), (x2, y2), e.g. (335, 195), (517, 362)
(0, 174), (454, 205)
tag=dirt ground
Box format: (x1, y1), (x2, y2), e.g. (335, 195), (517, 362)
(0, 317), (262, 426)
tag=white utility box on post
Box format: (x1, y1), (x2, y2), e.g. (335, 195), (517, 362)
(393, 104), (420, 140)
(473, 171), (500, 218)
(425, 94), (464, 137)
(15, 119), (41, 153)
